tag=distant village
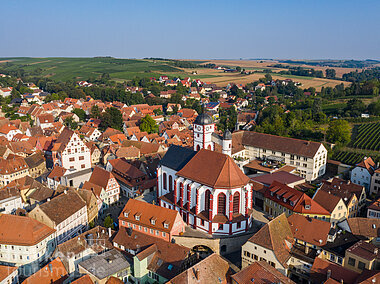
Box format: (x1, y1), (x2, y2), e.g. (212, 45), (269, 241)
(0, 73), (379, 284)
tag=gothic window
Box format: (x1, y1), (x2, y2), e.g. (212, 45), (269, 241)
(204, 190), (211, 212)
(218, 193), (226, 215)
(207, 144), (212, 150)
(196, 144), (201, 151)
(233, 192), (240, 214)
(163, 173), (167, 190)
(169, 175), (173, 191)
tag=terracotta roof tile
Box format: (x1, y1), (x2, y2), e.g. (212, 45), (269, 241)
(22, 257), (68, 284)
(176, 149), (250, 189)
(36, 189), (86, 224)
(310, 258), (359, 284)
(0, 214), (55, 246)
(168, 253), (230, 284)
(119, 199), (182, 233)
(231, 261), (295, 284)
(234, 131), (323, 158)
(0, 265), (17, 282)
(287, 214), (331, 246)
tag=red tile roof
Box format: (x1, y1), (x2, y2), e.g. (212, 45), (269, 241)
(0, 214), (55, 246)
(119, 199), (183, 234)
(310, 258), (359, 284)
(22, 257), (68, 284)
(0, 265), (17, 282)
(287, 214), (331, 246)
(231, 261), (295, 284)
(176, 149), (250, 189)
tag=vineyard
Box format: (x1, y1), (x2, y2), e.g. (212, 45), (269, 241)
(333, 150), (380, 165)
(351, 122), (380, 151)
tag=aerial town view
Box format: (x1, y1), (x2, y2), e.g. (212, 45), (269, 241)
(0, 1), (379, 283)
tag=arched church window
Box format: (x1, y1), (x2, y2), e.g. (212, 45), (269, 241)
(169, 175), (173, 191)
(196, 144), (201, 151)
(163, 173), (167, 190)
(204, 190), (211, 212)
(218, 193), (226, 215)
(233, 192), (240, 214)
(207, 144), (212, 150)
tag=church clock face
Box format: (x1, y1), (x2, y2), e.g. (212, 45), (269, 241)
(205, 126), (210, 131)
(197, 126), (202, 131)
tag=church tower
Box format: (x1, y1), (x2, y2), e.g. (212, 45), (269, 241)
(222, 129), (232, 156)
(193, 113), (215, 151)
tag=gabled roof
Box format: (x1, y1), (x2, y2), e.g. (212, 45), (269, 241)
(347, 218), (380, 238)
(310, 258), (359, 284)
(313, 188), (342, 213)
(119, 199), (182, 233)
(36, 189), (86, 224)
(231, 261), (295, 284)
(176, 148), (250, 189)
(22, 257), (68, 284)
(248, 214), (294, 268)
(0, 265), (18, 282)
(287, 214), (331, 246)
(168, 253), (230, 284)
(112, 227), (190, 280)
(235, 131), (323, 158)
(266, 181), (330, 216)
(0, 214), (55, 246)
(356, 156), (376, 175)
(160, 145), (196, 171)
(89, 166), (114, 189)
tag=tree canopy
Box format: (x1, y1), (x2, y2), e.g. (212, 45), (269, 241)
(326, 119), (351, 145)
(139, 114), (158, 134)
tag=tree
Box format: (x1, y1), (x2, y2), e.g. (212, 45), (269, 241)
(139, 114), (158, 134)
(325, 69), (336, 78)
(326, 119), (351, 145)
(368, 100), (380, 116)
(264, 73), (272, 82)
(236, 66), (241, 72)
(90, 105), (101, 119)
(63, 116), (78, 130)
(72, 108), (87, 122)
(100, 107), (123, 131)
(104, 215), (114, 229)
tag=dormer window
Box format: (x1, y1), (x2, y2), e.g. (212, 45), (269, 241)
(271, 192), (274, 196)
(283, 198), (287, 202)
(305, 205), (311, 210)
(290, 201), (294, 206)
(151, 219), (156, 225)
(124, 211), (129, 218)
(164, 223), (169, 229)
(135, 215), (140, 221)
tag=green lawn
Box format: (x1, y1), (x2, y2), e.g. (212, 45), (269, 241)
(0, 57), (185, 82)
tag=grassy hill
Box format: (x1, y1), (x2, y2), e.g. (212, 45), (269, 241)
(0, 57), (185, 82)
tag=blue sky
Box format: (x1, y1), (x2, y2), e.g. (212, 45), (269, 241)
(1, 0), (379, 59)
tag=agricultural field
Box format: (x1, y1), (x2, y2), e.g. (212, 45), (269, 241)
(183, 59), (351, 90)
(0, 57), (185, 82)
(333, 150), (380, 165)
(0, 57), (352, 90)
(351, 122), (380, 151)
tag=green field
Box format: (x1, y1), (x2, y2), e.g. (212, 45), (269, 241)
(0, 57), (186, 82)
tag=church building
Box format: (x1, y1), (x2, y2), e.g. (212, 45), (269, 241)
(157, 113), (253, 236)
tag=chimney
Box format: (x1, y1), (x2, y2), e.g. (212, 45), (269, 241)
(108, 227), (112, 238)
(64, 189), (67, 194)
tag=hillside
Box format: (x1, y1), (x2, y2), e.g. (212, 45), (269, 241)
(0, 57), (184, 82)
